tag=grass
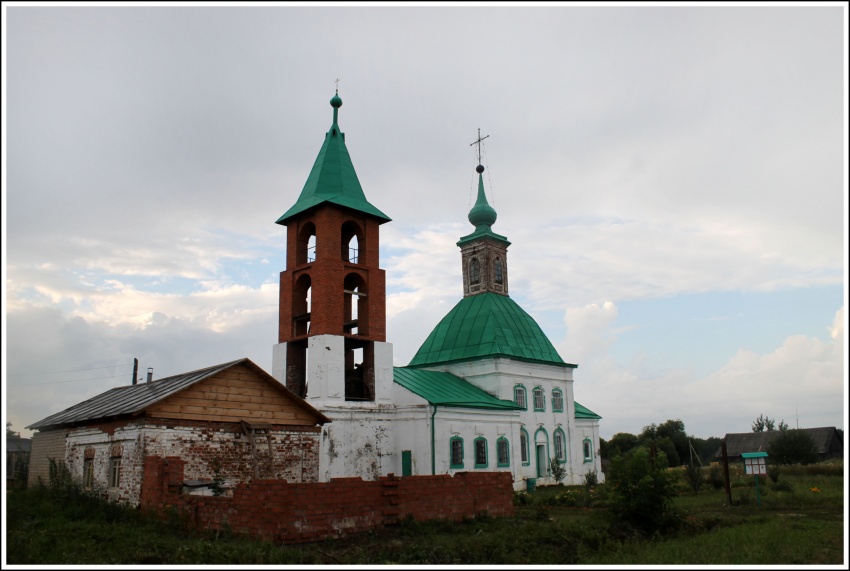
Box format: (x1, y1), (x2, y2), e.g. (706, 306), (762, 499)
(5, 464), (845, 565)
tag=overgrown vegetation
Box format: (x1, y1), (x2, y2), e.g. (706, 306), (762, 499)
(7, 462), (842, 565)
(768, 429), (819, 465)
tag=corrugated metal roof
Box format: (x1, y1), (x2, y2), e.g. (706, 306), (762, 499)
(408, 293), (574, 368)
(393, 367), (522, 410)
(574, 401), (602, 420)
(26, 358), (329, 430)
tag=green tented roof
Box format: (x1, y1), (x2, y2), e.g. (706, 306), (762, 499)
(574, 401), (602, 420)
(408, 292), (574, 368)
(276, 95), (390, 226)
(393, 367), (523, 410)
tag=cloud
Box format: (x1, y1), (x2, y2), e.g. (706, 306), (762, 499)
(573, 306), (846, 439)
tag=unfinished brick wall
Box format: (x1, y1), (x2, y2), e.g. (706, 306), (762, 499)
(140, 456), (514, 544)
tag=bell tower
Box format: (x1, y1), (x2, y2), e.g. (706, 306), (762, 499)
(272, 92), (392, 405)
(458, 136), (511, 297)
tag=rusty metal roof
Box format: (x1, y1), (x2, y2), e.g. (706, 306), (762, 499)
(26, 358), (329, 430)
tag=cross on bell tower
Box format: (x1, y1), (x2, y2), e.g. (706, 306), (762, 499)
(458, 130), (511, 297)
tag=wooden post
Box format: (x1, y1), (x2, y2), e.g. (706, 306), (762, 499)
(132, 358), (138, 385)
(721, 438), (733, 506)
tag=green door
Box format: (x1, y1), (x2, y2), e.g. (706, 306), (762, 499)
(402, 450), (412, 476)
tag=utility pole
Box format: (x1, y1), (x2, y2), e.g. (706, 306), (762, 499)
(721, 438), (733, 506)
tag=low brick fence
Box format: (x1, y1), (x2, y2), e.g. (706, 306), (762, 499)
(140, 456), (514, 544)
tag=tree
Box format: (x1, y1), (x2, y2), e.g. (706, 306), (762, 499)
(768, 429), (819, 465)
(7, 421), (19, 438)
(604, 432), (640, 459)
(752, 414), (789, 433)
(752, 414), (775, 432)
(607, 447), (678, 534)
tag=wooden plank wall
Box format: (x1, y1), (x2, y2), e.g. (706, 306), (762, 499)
(145, 364), (318, 425)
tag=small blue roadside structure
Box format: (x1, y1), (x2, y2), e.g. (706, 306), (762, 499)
(741, 451), (768, 507)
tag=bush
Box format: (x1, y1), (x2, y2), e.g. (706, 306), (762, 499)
(683, 462), (703, 494)
(549, 458), (566, 483)
(707, 465), (724, 490)
(583, 470), (598, 490)
(606, 447), (678, 535)
(768, 429), (819, 465)
(768, 464), (780, 483)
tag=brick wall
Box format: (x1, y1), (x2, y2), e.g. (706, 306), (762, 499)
(140, 456), (514, 544)
(34, 419), (321, 506)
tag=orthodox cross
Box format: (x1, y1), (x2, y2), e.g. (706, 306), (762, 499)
(469, 128), (490, 165)
(335, 78), (340, 92)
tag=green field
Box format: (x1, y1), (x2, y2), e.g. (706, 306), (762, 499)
(5, 463), (845, 565)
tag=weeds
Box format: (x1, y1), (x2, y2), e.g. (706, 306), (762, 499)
(5, 466), (843, 565)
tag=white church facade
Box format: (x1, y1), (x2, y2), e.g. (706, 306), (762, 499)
(271, 92), (603, 489)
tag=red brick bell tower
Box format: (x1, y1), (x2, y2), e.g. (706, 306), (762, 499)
(274, 91), (391, 402)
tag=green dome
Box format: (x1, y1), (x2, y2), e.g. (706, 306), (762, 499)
(408, 292), (573, 368)
(330, 92), (342, 108)
(467, 173), (497, 229)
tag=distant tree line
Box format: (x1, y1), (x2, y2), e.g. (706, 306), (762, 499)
(599, 419), (720, 468)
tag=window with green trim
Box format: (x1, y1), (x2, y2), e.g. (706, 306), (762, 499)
(474, 437), (488, 468)
(554, 428), (567, 463)
(552, 389), (564, 412)
(513, 385), (527, 409)
(450, 436), (464, 469)
(533, 387), (545, 411)
(583, 438), (593, 463)
(497, 437), (510, 467)
(494, 256), (504, 284)
(520, 428), (530, 465)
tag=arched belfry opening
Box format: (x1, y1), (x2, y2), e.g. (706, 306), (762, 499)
(297, 222), (317, 266)
(341, 220), (362, 264)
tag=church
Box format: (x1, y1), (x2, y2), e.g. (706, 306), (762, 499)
(271, 91), (604, 489)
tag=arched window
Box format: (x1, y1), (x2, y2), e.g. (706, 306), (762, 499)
(533, 387), (546, 412)
(513, 385), (527, 409)
(554, 428), (567, 463)
(494, 256), (503, 284)
(469, 257), (480, 284)
(450, 436), (464, 469)
(497, 437), (510, 467)
(552, 389), (564, 412)
(583, 438), (594, 463)
(474, 437), (488, 468)
(520, 428), (530, 466)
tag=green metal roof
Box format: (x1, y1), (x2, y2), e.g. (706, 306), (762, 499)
(574, 401), (602, 420)
(408, 292), (574, 368)
(457, 172), (510, 247)
(276, 93), (391, 226)
(393, 367), (522, 410)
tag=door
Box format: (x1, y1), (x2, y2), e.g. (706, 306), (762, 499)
(536, 444), (547, 477)
(402, 450), (412, 476)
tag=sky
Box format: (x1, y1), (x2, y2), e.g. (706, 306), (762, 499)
(3, 3), (847, 441)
